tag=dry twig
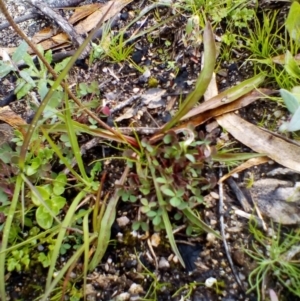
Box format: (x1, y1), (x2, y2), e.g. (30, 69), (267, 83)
(219, 169), (244, 290)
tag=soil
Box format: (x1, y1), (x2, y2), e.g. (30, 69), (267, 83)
(1, 1), (300, 301)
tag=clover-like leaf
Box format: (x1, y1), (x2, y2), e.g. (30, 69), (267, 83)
(31, 186), (50, 206)
(170, 196), (182, 207)
(36, 206), (53, 229)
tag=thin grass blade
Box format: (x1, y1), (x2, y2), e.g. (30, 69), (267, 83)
(183, 207), (221, 239)
(161, 22), (216, 131)
(0, 174), (23, 301)
(88, 165), (129, 271)
(64, 93), (89, 182)
(46, 190), (87, 289)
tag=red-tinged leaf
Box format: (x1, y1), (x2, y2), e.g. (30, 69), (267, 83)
(101, 106), (111, 116)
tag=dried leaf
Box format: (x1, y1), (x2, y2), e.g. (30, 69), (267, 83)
(0, 106), (27, 128)
(115, 107), (137, 122)
(75, 0), (133, 34)
(32, 27), (56, 44)
(272, 53), (300, 65)
(181, 73), (265, 121)
(178, 89), (274, 129)
(69, 3), (103, 24)
(218, 156), (270, 183)
(217, 113), (300, 172)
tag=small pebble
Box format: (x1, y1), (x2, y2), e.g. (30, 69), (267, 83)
(133, 88), (140, 94)
(150, 233), (161, 247)
(128, 283), (144, 294)
(205, 277), (217, 288)
(232, 249), (244, 266)
(158, 257), (170, 269)
(117, 216), (130, 227)
(206, 233), (216, 243)
(210, 191), (219, 199)
(113, 292), (130, 301)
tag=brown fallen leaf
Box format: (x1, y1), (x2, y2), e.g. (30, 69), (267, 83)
(32, 27), (57, 44)
(1, 0), (132, 57)
(178, 89), (275, 129)
(272, 52), (300, 65)
(75, 0), (133, 35)
(217, 113), (300, 172)
(218, 156), (270, 183)
(68, 3), (103, 24)
(0, 106), (27, 128)
(180, 74), (265, 121)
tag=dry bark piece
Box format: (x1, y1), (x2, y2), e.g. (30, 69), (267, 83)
(226, 177), (252, 212)
(0, 123), (14, 147)
(250, 178), (300, 224)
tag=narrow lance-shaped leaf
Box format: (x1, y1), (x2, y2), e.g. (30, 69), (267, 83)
(161, 22), (216, 131)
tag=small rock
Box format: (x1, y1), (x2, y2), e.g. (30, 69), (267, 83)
(133, 87), (140, 94)
(232, 249), (244, 266)
(150, 233), (161, 247)
(128, 283), (144, 295)
(158, 257), (170, 269)
(206, 233), (216, 244)
(210, 191), (219, 199)
(113, 293), (130, 301)
(117, 216), (130, 227)
(205, 277), (217, 288)
(172, 255), (178, 264)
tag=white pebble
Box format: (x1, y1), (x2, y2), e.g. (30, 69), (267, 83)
(150, 233), (161, 247)
(206, 233), (216, 243)
(128, 283), (144, 294)
(158, 257), (170, 269)
(205, 277), (217, 288)
(117, 216), (130, 227)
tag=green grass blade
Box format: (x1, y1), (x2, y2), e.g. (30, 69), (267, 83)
(0, 174), (23, 301)
(161, 22), (216, 131)
(40, 127), (87, 183)
(0, 226), (60, 255)
(64, 94), (89, 182)
(88, 165), (130, 271)
(41, 233), (97, 301)
(83, 213), (90, 301)
(181, 73), (266, 120)
(182, 207), (221, 239)
(46, 190), (87, 290)
(212, 152), (266, 162)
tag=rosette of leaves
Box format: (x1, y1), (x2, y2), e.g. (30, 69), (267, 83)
(121, 129), (216, 234)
